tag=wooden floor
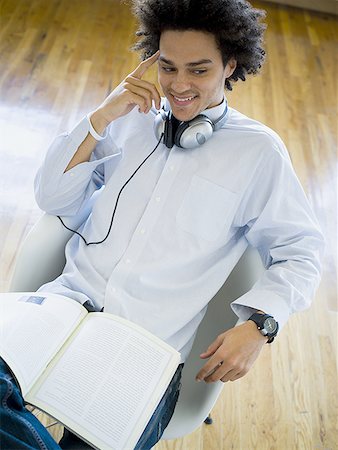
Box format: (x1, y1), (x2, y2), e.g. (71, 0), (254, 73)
(0, 0), (337, 449)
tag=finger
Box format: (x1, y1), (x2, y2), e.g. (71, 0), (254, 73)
(202, 361), (232, 383)
(124, 83), (154, 112)
(220, 368), (240, 383)
(228, 370), (247, 382)
(196, 358), (224, 382)
(131, 50), (160, 79)
(125, 76), (161, 109)
(203, 362), (226, 383)
(199, 335), (223, 359)
(123, 91), (149, 114)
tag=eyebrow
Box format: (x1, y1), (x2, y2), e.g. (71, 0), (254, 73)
(158, 57), (213, 67)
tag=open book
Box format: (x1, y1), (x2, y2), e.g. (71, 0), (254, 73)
(0, 292), (181, 450)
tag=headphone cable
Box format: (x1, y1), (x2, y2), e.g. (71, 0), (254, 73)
(57, 133), (164, 246)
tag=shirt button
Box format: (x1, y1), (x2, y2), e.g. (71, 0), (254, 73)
(112, 287), (117, 293)
(140, 228), (146, 235)
(170, 165), (175, 171)
(155, 196), (161, 202)
(125, 258), (131, 264)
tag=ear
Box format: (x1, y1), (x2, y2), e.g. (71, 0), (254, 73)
(224, 58), (237, 78)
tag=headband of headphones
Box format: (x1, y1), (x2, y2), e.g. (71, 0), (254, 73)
(153, 98), (228, 149)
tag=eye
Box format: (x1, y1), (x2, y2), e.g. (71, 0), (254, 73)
(192, 69), (207, 75)
(160, 65), (176, 72)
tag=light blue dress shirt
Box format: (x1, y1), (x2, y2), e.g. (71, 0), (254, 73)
(35, 100), (324, 361)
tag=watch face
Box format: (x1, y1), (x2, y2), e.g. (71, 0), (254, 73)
(264, 317), (278, 334)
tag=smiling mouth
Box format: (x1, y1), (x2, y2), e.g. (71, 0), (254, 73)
(171, 94), (198, 105)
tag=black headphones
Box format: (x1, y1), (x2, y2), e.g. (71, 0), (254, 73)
(153, 101), (228, 149)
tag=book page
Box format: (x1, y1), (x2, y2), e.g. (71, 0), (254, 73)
(0, 292), (86, 396)
(28, 313), (180, 450)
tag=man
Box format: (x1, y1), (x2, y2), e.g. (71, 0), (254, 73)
(0, 0), (324, 448)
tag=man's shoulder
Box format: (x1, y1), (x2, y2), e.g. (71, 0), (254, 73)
(223, 108), (290, 160)
(226, 108), (280, 141)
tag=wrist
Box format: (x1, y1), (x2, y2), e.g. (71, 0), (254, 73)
(90, 109), (110, 135)
(247, 312), (279, 344)
(246, 320), (269, 343)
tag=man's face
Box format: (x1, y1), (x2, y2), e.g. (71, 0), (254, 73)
(158, 30), (236, 122)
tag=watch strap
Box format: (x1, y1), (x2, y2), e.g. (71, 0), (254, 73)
(248, 312), (278, 344)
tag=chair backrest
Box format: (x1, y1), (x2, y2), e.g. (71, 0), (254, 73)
(9, 193), (98, 292)
(9, 211), (264, 440)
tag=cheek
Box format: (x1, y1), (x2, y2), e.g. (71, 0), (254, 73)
(209, 75), (226, 93)
(158, 72), (169, 90)
(198, 80), (219, 96)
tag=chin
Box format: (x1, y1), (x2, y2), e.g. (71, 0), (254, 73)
(170, 106), (201, 122)
(172, 111), (195, 122)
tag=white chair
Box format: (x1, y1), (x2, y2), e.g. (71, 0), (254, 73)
(9, 211), (264, 441)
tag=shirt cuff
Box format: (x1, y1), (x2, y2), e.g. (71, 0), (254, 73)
(231, 289), (291, 330)
(64, 118), (120, 172)
(48, 117), (121, 189)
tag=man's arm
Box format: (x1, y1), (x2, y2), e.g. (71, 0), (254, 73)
(65, 51), (161, 172)
(35, 52), (161, 215)
(196, 316), (268, 383)
(196, 143), (324, 384)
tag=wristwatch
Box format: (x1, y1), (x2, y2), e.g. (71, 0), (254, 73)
(248, 312), (279, 343)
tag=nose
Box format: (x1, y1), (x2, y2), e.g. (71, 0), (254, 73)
(171, 72), (191, 93)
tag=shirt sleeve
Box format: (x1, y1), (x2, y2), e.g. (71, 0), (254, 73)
(231, 140), (325, 329)
(34, 116), (121, 216)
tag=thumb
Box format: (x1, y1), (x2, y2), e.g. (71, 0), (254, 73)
(200, 335), (223, 359)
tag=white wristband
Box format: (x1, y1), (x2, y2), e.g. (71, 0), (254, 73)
(86, 113), (108, 141)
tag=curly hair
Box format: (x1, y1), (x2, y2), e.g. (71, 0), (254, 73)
(130, 0), (267, 90)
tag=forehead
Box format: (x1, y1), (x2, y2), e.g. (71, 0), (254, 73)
(159, 29), (222, 64)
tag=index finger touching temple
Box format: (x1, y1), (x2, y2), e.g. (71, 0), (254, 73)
(132, 50), (160, 79)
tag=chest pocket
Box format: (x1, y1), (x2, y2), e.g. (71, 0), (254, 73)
(176, 175), (237, 242)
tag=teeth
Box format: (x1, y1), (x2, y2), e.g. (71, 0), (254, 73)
(174, 96), (194, 102)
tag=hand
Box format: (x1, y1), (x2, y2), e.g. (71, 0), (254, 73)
(91, 51), (161, 132)
(195, 321), (268, 383)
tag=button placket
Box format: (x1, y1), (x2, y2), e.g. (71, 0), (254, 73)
(105, 148), (183, 310)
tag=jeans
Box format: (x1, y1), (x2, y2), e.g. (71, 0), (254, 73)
(0, 358), (183, 450)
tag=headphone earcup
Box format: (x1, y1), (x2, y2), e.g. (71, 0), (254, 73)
(174, 121), (189, 148)
(154, 110), (220, 149)
(175, 116), (214, 149)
